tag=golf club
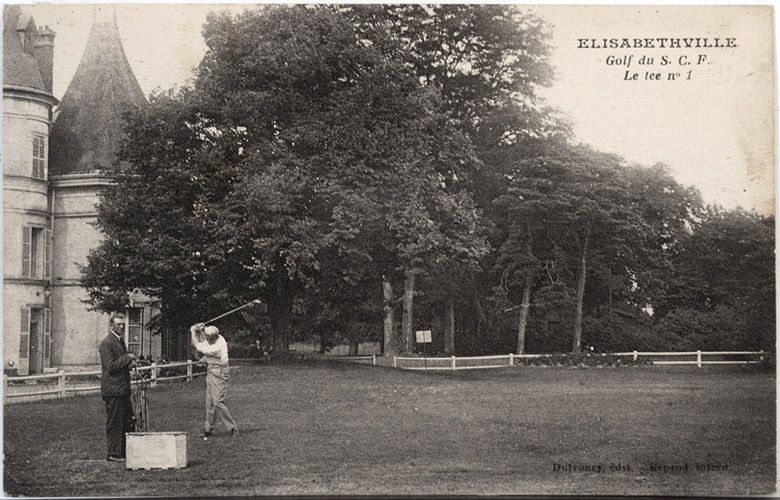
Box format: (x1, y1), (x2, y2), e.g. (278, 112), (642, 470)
(204, 299), (262, 325)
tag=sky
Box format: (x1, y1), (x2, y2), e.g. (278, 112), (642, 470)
(22, 3), (776, 215)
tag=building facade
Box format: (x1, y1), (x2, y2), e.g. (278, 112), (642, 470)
(4, 6), (163, 375)
(3, 6), (57, 375)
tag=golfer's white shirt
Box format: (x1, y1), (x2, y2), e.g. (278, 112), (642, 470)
(194, 335), (229, 367)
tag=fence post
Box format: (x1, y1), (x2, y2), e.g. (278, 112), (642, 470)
(392, 356), (397, 369)
(58, 370), (66, 398)
(372, 354), (376, 366)
(632, 350), (638, 361)
(451, 355), (456, 371)
(151, 363), (158, 387)
(187, 360), (193, 381)
(696, 350), (702, 368)
(509, 353), (514, 366)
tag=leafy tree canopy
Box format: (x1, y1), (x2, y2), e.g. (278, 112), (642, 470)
(83, 5), (488, 347)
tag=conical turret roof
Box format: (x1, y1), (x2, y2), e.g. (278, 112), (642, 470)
(49, 10), (146, 174)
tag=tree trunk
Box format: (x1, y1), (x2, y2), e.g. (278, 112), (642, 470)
(273, 321), (287, 353)
(517, 279), (531, 354)
(382, 278), (395, 356)
(444, 299), (455, 355)
(349, 337), (359, 356)
(319, 335), (327, 354)
(455, 302), (464, 350)
(474, 293), (488, 336)
(517, 221), (534, 354)
(270, 306), (288, 353)
(272, 328), (286, 353)
(402, 270), (415, 354)
(572, 229), (589, 353)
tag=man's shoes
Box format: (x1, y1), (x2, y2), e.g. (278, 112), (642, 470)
(198, 431), (212, 440)
(231, 428), (240, 438)
(107, 455), (126, 462)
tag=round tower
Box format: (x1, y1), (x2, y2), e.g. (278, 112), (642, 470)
(3, 5), (58, 375)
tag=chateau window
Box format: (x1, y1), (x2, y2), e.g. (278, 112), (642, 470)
(127, 307), (144, 357)
(19, 307), (51, 373)
(19, 308), (29, 360)
(22, 226), (51, 279)
(32, 135), (46, 179)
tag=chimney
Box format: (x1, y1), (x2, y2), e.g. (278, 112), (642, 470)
(33, 25), (55, 94)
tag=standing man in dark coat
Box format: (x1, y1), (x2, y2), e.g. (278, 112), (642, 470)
(98, 313), (136, 462)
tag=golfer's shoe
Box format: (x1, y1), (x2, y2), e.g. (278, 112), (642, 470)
(231, 428), (240, 439)
(107, 455), (126, 462)
(198, 431), (212, 440)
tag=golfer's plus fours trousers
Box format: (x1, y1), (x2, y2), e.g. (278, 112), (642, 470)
(103, 394), (133, 458)
(205, 366), (237, 433)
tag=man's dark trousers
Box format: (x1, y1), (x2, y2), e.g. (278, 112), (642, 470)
(104, 394), (133, 458)
(99, 330), (134, 459)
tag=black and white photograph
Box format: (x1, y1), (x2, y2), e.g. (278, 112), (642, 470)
(2, 3), (776, 496)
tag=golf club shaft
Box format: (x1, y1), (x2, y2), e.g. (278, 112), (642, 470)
(204, 299), (261, 324)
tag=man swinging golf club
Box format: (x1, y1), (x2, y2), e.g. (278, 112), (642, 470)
(190, 323), (239, 439)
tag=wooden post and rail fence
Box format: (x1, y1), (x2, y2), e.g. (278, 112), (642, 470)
(4, 360), (207, 404)
(365, 350), (766, 371)
(4, 351), (767, 404)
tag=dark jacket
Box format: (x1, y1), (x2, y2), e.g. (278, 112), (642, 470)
(98, 332), (133, 398)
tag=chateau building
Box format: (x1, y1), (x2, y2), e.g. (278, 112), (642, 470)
(4, 6), (164, 375)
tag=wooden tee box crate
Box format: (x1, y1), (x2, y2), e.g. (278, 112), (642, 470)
(126, 432), (187, 470)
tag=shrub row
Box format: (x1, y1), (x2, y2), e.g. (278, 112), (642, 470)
(517, 353), (652, 367)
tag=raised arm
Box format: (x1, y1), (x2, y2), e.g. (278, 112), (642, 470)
(190, 323), (205, 346)
(193, 338), (222, 356)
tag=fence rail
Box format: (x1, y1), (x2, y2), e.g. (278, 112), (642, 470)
(381, 350), (766, 371)
(613, 350), (764, 367)
(338, 355), (377, 364)
(4, 360), (207, 404)
(327, 354), (378, 365)
(6, 350), (767, 402)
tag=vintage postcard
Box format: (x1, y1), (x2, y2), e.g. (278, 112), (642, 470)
(3, 3), (775, 497)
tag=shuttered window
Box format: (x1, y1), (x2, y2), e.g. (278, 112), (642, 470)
(22, 227), (32, 277)
(32, 135), (46, 179)
(44, 229), (52, 279)
(22, 226), (48, 278)
(19, 308), (29, 359)
(44, 308), (51, 363)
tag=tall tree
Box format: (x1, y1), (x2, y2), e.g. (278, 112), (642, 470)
(618, 163), (703, 312)
(83, 6), (487, 354)
(498, 145), (653, 353)
(660, 207), (775, 349)
(494, 221), (539, 353)
(342, 5), (564, 353)
(341, 5), (554, 129)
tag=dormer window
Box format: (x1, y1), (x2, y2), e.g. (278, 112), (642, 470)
(17, 18), (37, 55)
(24, 26), (35, 53)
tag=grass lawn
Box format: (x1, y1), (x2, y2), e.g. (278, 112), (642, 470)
(3, 360), (776, 496)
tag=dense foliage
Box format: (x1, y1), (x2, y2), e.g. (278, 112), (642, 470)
(83, 5), (775, 357)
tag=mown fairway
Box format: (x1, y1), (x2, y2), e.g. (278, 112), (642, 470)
(3, 361), (775, 496)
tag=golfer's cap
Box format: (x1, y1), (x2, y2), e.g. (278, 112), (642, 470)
(204, 326), (219, 337)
